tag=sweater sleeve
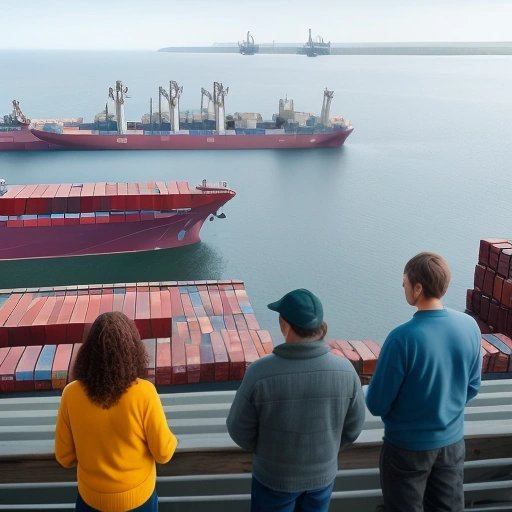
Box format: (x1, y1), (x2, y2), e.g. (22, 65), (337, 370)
(341, 374), (366, 446)
(365, 335), (405, 417)
(226, 376), (258, 452)
(467, 334), (482, 403)
(54, 387), (77, 468)
(144, 385), (178, 464)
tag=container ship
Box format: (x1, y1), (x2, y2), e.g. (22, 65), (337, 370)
(0, 179), (235, 260)
(30, 81), (353, 150)
(0, 100), (83, 151)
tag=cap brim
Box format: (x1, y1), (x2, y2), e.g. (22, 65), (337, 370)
(267, 299), (282, 312)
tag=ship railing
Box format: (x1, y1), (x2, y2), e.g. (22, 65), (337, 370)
(0, 380), (511, 510)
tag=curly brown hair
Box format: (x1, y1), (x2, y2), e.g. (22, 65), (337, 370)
(73, 311), (148, 409)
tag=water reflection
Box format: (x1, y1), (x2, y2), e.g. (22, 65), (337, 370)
(0, 242), (225, 289)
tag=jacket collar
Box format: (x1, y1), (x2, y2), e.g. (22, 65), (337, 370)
(273, 340), (329, 359)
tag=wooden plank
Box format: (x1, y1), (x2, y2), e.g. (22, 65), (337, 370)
(169, 287), (184, 317)
(180, 293), (196, 321)
(209, 331), (230, 381)
(4, 293), (35, 346)
(34, 345), (57, 390)
(112, 287), (125, 311)
(185, 344), (201, 383)
(0, 346), (25, 392)
(31, 296), (57, 345)
(249, 330), (267, 358)
(143, 339), (156, 384)
(67, 295), (89, 343)
(233, 314), (249, 332)
(14, 345), (42, 391)
(155, 338), (171, 386)
(208, 286), (224, 316)
(199, 338), (215, 382)
(349, 340), (378, 375)
(54, 293), (78, 343)
(98, 288), (114, 315)
(331, 340), (363, 374)
(493, 334), (512, 371)
(135, 288), (151, 339)
(244, 313), (260, 330)
(51, 344), (73, 389)
(44, 296), (66, 344)
(0, 294), (22, 347)
(68, 343), (82, 382)
(238, 330), (260, 366)
(198, 290), (214, 317)
(257, 330), (274, 354)
(222, 329), (245, 380)
(149, 289), (166, 337)
(171, 320), (187, 384)
(122, 288), (137, 320)
(480, 337), (500, 372)
(188, 319), (202, 345)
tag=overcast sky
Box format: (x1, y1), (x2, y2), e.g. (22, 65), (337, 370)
(3, 0), (511, 50)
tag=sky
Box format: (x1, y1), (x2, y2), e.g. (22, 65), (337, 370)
(2, 0), (511, 50)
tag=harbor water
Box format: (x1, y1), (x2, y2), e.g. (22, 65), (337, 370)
(0, 50), (511, 342)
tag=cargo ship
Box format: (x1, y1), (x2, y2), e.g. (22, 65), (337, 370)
(0, 179), (235, 260)
(0, 100), (82, 151)
(298, 28), (331, 57)
(238, 31), (259, 55)
(30, 81), (353, 150)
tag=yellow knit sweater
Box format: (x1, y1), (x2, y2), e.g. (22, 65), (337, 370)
(55, 379), (178, 511)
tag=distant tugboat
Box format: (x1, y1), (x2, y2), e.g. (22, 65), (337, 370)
(298, 28), (331, 57)
(238, 31), (259, 55)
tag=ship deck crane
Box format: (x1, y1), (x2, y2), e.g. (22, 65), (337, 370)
(320, 89), (334, 125)
(200, 88), (213, 122)
(11, 100), (30, 126)
(108, 81), (128, 134)
(213, 82), (229, 134)
(160, 81), (183, 132)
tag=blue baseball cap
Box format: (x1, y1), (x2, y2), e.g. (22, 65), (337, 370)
(267, 288), (323, 329)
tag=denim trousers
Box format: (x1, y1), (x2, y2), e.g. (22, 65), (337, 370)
(75, 487), (158, 512)
(251, 476), (335, 512)
(379, 438), (465, 512)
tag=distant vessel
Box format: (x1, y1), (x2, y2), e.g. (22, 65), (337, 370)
(238, 31), (259, 55)
(298, 28), (331, 57)
(30, 81), (353, 150)
(0, 179), (235, 260)
(0, 100), (83, 151)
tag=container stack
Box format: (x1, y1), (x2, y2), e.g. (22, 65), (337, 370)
(466, 238), (512, 374)
(0, 280), (383, 393)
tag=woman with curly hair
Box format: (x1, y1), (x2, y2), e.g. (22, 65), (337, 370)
(55, 311), (178, 512)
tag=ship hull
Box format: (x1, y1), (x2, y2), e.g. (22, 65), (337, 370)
(0, 206), (223, 260)
(30, 128), (353, 150)
(0, 127), (52, 151)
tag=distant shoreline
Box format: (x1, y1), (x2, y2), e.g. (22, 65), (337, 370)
(159, 42), (512, 56)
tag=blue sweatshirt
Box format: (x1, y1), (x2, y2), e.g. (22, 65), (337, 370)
(366, 308), (481, 451)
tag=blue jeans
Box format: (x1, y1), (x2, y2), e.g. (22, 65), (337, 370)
(379, 439), (465, 512)
(251, 476), (334, 512)
(76, 487), (158, 511)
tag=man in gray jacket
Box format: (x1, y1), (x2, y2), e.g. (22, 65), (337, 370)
(226, 288), (365, 512)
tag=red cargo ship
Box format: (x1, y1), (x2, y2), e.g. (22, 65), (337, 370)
(0, 179), (235, 260)
(29, 81), (353, 150)
(0, 100), (83, 151)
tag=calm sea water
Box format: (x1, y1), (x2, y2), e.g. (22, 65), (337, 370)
(0, 50), (511, 343)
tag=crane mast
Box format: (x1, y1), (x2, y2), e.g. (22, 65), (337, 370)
(320, 88), (334, 125)
(200, 88), (213, 123)
(213, 81), (228, 134)
(109, 80), (128, 134)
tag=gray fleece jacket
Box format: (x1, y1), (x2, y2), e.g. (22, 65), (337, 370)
(226, 340), (366, 492)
